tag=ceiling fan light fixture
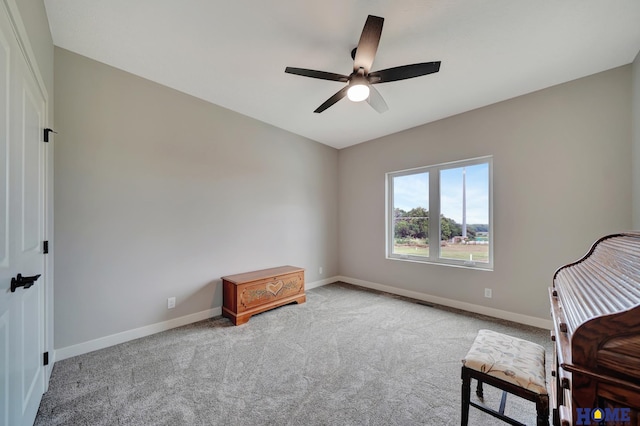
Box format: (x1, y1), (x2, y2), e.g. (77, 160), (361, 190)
(347, 83), (370, 102)
(284, 15), (441, 113)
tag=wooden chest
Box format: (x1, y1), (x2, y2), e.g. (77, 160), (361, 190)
(221, 265), (305, 325)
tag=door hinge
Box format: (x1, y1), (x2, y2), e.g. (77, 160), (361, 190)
(43, 240), (49, 254)
(43, 352), (49, 366)
(43, 128), (57, 142)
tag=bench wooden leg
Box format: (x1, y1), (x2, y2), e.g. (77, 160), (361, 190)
(461, 367), (471, 426)
(536, 395), (550, 426)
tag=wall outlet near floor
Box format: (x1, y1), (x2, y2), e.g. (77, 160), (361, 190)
(484, 288), (492, 298)
(167, 297), (176, 309)
(319, 266), (323, 275)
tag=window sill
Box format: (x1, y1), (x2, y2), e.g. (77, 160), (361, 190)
(387, 255), (493, 271)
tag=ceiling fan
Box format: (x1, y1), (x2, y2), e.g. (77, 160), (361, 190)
(285, 15), (441, 113)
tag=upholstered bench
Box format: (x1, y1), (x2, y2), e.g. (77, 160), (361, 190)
(461, 329), (549, 426)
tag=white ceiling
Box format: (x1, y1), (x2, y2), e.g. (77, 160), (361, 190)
(44, 0), (640, 149)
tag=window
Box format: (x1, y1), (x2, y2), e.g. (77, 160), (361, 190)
(386, 156), (493, 270)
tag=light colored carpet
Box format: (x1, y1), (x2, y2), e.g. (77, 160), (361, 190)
(36, 282), (552, 425)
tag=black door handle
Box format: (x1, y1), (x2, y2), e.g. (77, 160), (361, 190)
(11, 273), (41, 292)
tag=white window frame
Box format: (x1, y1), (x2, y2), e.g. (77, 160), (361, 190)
(386, 156), (493, 270)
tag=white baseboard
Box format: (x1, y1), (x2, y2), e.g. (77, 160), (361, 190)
(54, 278), (334, 362)
(334, 275), (553, 330)
(55, 307), (221, 361)
(305, 276), (338, 290)
(55, 274), (549, 362)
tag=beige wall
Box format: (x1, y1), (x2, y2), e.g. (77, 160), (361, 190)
(54, 48), (339, 350)
(338, 66), (632, 321)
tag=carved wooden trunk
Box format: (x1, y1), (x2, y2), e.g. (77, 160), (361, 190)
(221, 265), (305, 325)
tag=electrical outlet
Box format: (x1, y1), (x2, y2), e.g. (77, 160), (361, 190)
(319, 266), (323, 275)
(484, 288), (492, 298)
(167, 297), (176, 309)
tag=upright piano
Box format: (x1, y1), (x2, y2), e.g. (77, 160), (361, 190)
(550, 232), (640, 425)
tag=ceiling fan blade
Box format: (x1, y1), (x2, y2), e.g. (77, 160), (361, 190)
(367, 85), (388, 113)
(285, 67), (349, 82)
(314, 86), (349, 113)
(353, 15), (384, 74)
(368, 61), (441, 84)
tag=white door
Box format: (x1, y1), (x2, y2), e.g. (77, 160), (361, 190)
(0, 1), (47, 425)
